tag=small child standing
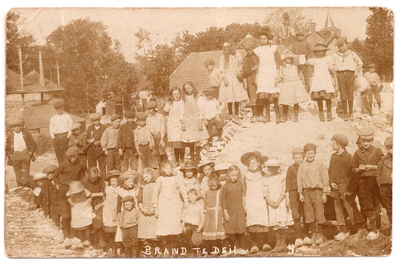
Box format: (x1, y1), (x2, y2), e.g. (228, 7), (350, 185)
(66, 181), (93, 249)
(134, 112), (158, 170)
(102, 170), (121, 257)
(138, 168), (158, 253)
(146, 101), (167, 164)
(297, 143), (329, 246)
(307, 43), (336, 122)
(197, 161), (216, 199)
(241, 151), (270, 253)
(328, 134), (363, 241)
(285, 148), (305, 246)
(119, 195), (140, 257)
(377, 136), (393, 235)
(182, 189), (205, 252)
(199, 87), (224, 144)
(32, 165), (60, 227)
(203, 176), (225, 255)
(101, 114), (123, 173)
(163, 87), (185, 167)
(179, 160), (200, 193)
(68, 123), (88, 163)
(263, 159), (288, 252)
(221, 165), (246, 251)
(205, 59), (222, 99)
(277, 51), (309, 122)
(153, 160), (188, 255)
(351, 127), (384, 240)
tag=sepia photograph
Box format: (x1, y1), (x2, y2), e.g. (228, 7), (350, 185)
(3, 5), (395, 259)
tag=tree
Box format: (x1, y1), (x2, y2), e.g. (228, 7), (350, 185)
(363, 7), (394, 81)
(6, 11), (38, 74)
(350, 38), (365, 61)
(263, 8), (311, 44)
(46, 18), (138, 114)
(134, 27), (152, 56)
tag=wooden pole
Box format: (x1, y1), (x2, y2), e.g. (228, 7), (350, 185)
(39, 50), (45, 86)
(56, 60), (60, 85)
(18, 46), (24, 105)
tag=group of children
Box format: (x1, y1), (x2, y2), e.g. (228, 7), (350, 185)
(205, 27), (382, 124)
(31, 121), (393, 257)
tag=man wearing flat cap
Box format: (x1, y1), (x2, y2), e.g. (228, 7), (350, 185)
(101, 114), (123, 173)
(118, 110), (138, 172)
(50, 100), (73, 164)
(6, 117), (37, 187)
(87, 113), (107, 180)
(331, 37), (363, 121)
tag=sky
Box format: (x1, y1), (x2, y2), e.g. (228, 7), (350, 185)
(12, 7), (372, 63)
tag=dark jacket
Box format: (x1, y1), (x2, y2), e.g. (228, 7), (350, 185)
(6, 128), (37, 158)
(35, 179), (59, 216)
(242, 52), (259, 83)
(86, 124), (107, 149)
(376, 153), (392, 186)
(118, 121), (137, 151)
(328, 150), (353, 196)
(285, 163), (299, 192)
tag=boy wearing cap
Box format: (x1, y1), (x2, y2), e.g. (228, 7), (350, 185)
(329, 134), (363, 241)
(377, 136), (393, 234)
(199, 87), (224, 144)
(32, 165), (60, 226)
(50, 100), (73, 164)
(205, 59), (222, 99)
(331, 37), (363, 121)
(6, 118), (37, 187)
(118, 195), (140, 258)
(289, 31), (312, 92)
(146, 101), (167, 164)
(87, 113), (107, 180)
(101, 115), (123, 173)
(297, 143), (329, 245)
(242, 42), (261, 122)
(52, 146), (87, 247)
(118, 110), (138, 172)
(285, 147), (305, 246)
(351, 127), (384, 240)
(134, 112), (157, 170)
(69, 123), (88, 163)
(364, 64), (382, 110)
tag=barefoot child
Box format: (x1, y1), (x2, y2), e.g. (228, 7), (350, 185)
(221, 165), (246, 251)
(297, 143), (329, 246)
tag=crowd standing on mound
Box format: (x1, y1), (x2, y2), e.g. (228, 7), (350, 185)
(5, 27), (392, 257)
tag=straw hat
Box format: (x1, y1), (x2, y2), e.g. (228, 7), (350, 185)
(240, 151), (268, 167)
(179, 160), (197, 172)
(197, 161), (215, 174)
(281, 50), (296, 60)
(214, 162), (231, 173)
(105, 170), (121, 182)
(66, 181), (89, 196)
(118, 170), (141, 185)
(32, 172), (47, 181)
(9, 117), (24, 127)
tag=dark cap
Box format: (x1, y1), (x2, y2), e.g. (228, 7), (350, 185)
(303, 143), (317, 152)
(122, 195), (135, 203)
(332, 134), (349, 147)
(111, 114), (121, 122)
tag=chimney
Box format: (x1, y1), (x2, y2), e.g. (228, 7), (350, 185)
(310, 22), (316, 33)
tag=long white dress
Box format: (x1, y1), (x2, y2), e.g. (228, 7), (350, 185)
(219, 52), (248, 102)
(307, 56), (335, 94)
(253, 45), (281, 95)
(102, 185), (119, 228)
(163, 100), (185, 143)
(263, 174), (287, 227)
(152, 175), (188, 236)
(244, 171), (269, 227)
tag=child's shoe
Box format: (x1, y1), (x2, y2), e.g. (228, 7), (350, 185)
(294, 238), (303, 247)
(319, 111), (325, 122)
(251, 116), (258, 123)
(250, 246), (259, 254)
(63, 237), (72, 249)
(327, 111), (332, 121)
(262, 243), (272, 252)
(343, 114), (349, 121)
(281, 114), (287, 123)
(311, 233), (317, 244)
(334, 232), (350, 241)
(315, 233), (323, 245)
(366, 231), (379, 241)
(293, 114), (298, 122)
(303, 237), (312, 246)
(83, 240), (91, 247)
